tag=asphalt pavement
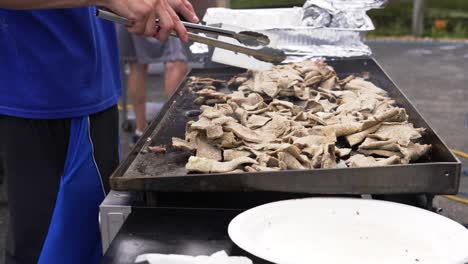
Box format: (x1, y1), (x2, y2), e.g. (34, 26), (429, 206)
(0, 41), (466, 262)
(367, 41), (468, 230)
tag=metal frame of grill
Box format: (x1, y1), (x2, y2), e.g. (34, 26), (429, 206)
(110, 57), (461, 195)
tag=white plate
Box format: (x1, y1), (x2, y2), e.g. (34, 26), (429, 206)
(228, 198), (468, 264)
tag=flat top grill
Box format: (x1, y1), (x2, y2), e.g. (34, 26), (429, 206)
(111, 57), (460, 194)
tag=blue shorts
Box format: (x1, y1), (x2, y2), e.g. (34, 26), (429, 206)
(0, 106), (120, 264)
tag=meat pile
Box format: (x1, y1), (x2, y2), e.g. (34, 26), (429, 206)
(172, 60), (431, 174)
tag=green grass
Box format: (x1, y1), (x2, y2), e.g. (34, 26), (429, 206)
(364, 0), (468, 38)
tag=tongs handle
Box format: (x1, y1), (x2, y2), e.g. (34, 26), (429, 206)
(181, 22), (239, 39)
(96, 9), (286, 64)
(97, 9), (250, 41)
(97, 9), (133, 26)
(96, 8), (236, 38)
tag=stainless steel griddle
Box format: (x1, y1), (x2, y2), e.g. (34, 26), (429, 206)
(109, 57), (461, 195)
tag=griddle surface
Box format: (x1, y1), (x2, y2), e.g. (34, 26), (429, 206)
(110, 58), (460, 194)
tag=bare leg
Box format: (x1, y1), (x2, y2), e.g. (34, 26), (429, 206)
(164, 60), (188, 97)
(127, 63), (149, 133)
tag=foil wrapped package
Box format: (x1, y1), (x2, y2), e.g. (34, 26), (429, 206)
(201, 1), (385, 59)
(203, 7), (304, 30)
(264, 28), (372, 61)
(302, 0), (387, 29)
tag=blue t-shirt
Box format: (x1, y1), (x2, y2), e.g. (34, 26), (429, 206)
(0, 7), (122, 119)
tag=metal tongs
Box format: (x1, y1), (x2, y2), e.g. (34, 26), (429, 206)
(96, 9), (286, 64)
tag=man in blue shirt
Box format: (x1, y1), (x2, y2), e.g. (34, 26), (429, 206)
(0, 0), (198, 263)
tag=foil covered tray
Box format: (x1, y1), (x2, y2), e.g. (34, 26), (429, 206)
(201, 1), (385, 58)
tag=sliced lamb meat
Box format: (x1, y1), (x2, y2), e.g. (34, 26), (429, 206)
(238, 79), (255, 93)
(308, 143), (336, 169)
(225, 122), (262, 143)
(346, 124), (382, 146)
(256, 114), (290, 142)
(172, 137), (196, 152)
(253, 70), (280, 98)
(293, 134), (336, 148)
(186, 156), (257, 173)
(338, 75), (355, 85)
(242, 94), (265, 111)
(200, 104), (233, 119)
(214, 132), (240, 148)
(346, 154), (401, 167)
(312, 122), (363, 137)
(245, 165), (280, 172)
(246, 115), (271, 129)
(319, 99), (337, 113)
(294, 60), (324, 75)
(211, 116), (237, 126)
(276, 69), (303, 90)
(229, 92), (265, 111)
(325, 112), (359, 125)
(361, 108), (400, 130)
(232, 106), (249, 125)
(178, 60), (431, 173)
(359, 137), (400, 151)
(358, 149), (402, 158)
(270, 99), (294, 110)
(370, 122), (425, 146)
(294, 86), (310, 100)
(304, 74), (323, 87)
(387, 108), (409, 122)
(306, 113), (327, 126)
(320, 76), (337, 90)
(345, 78), (387, 96)
(228, 72), (251, 87)
(206, 124), (224, 140)
(195, 137), (222, 161)
(223, 149), (252, 161)
(320, 144), (337, 168)
(344, 108), (400, 146)
(244, 166), (257, 172)
(399, 143), (431, 164)
(303, 100), (325, 113)
(196, 89), (228, 99)
(190, 117), (212, 130)
(278, 152), (306, 170)
(257, 154), (280, 167)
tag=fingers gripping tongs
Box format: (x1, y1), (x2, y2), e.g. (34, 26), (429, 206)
(96, 9), (286, 64)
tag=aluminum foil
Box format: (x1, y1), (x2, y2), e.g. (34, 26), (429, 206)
(201, 1), (385, 59)
(203, 7), (304, 30)
(189, 33), (209, 54)
(263, 28), (372, 61)
(302, 0), (387, 29)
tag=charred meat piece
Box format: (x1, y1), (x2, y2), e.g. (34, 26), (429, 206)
(186, 156), (257, 173)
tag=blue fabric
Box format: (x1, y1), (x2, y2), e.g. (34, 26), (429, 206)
(0, 7), (122, 119)
(38, 117), (105, 264)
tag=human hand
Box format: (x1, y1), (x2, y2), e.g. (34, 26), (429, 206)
(166, 0), (199, 23)
(154, 0), (198, 42)
(101, 0), (197, 42)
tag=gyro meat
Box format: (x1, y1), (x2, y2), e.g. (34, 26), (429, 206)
(174, 59), (431, 172)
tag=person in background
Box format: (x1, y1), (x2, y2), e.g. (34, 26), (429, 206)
(0, 0), (198, 263)
(118, 27), (188, 142)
